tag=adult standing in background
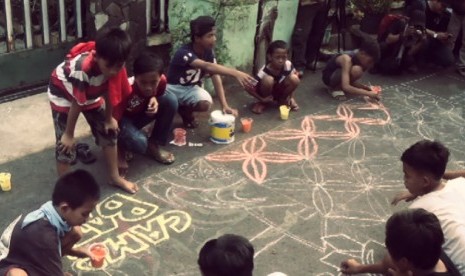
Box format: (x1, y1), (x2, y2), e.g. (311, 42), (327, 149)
(445, 0), (465, 76)
(291, 0), (328, 78)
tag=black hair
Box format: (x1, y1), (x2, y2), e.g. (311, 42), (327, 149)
(359, 36), (381, 62)
(198, 234), (254, 276)
(95, 27), (132, 67)
(401, 140), (449, 180)
(190, 16), (216, 42)
(52, 169), (100, 209)
(266, 40), (288, 56)
(133, 52), (164, 76)
(385, 208), (444, 270)
(407, 9), (426, 27)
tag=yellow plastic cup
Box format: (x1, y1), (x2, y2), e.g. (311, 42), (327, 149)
(279, 105), (290, 120)
(0, 172), (11, 192)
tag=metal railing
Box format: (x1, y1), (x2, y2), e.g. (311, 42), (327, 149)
(1, 0), (169, 54)
(0, 0), (83, 53)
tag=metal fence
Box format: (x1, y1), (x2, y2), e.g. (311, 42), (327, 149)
(0, 0), (169, 54)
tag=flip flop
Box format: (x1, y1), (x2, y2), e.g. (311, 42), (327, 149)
(329, 90), (347, 101)
(76, 143), (96, 164)
(108, 179), (138, 194)
(251, 102), (266, 114)
(148, 145), (175, 165)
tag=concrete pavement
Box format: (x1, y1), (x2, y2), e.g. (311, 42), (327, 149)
(1, 67), (465, 275)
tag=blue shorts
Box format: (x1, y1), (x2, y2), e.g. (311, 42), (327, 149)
(166, 84), (213, 107)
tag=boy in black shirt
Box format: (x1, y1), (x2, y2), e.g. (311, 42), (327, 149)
(0, 170), (100, 276)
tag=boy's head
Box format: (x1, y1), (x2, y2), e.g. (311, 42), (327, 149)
(94, 27), (132, 78)
(385, 208), (444, 272)
(356, 36), (380, 70)
(401, 140), (449, 196)
(429, 0), (447, 14)
(266, 40), (288, 69)
(190, 16), (217, 49)
(198, 234), (254, 276)
(52, 169), (100, 227)
(133, 52), (164, 97)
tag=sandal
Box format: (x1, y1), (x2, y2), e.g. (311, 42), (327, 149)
(328, 90), (347, 101)
(147, 144), (175, 165)
(289, 98), (300, 111)
(76, 143), (96, 164)
(251, 102), (266, 114)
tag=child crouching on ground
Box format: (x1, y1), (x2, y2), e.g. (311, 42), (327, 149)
(0, 169), (100, 276)
(247, 40), (300, 114)
(116, 52), (177, 175)
(322, 36), (381, 101)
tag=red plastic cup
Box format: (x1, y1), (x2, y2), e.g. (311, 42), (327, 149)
(89, 243), (108, 268)
(240, 117), (253, 133)
(173, 128), (187, 146)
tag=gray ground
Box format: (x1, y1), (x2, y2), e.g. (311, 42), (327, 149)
(1, 67), (465, 276)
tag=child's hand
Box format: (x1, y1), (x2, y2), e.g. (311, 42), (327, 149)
(235, 71), (256, 90)
(340, 259), (362, 274)
(146, 97), (158, 116)
(369, 92), (381, 101)
(223, 106), (238, 117)
(59, 133), (75, 154)
(104, 117), (119, 136)
(391, 191), (416, 205)
(370, 86), (382, 93)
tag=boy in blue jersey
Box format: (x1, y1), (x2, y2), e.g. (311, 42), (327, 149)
(166, 16), (255, 128)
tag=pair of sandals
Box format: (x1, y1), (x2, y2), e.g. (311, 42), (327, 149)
(251, 98), (300, 114)
(73, 143), (96, 164)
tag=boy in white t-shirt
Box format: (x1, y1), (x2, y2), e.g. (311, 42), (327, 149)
(392, 140), (465, 274)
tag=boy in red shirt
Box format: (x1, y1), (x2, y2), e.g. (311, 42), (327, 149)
(116, 52), (177, 173)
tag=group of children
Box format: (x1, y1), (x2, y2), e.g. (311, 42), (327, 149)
(1, 6), (465, 275)
(2, 140), (465, 275)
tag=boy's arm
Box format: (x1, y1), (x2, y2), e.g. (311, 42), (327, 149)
(60, 100), (82, 154)
(190, 59), (255, 89)
(391, 190), (417, 205)
(103, 93), (119, 135)
(443, 170), (465, 179)
(352, 82), (371, 91)
(337, 55), (379, 99)
(340, 255), (390, 274)
(211, 74), (238, 116)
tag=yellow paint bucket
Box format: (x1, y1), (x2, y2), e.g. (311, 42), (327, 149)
(209, 110), (235, 144)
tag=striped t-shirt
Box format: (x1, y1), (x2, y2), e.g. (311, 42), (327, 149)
(48, 51), (107, 113)
(256, 60), (294, 84)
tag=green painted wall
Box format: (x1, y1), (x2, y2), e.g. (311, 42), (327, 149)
(168, 0), (299, 72)
(273, 0), (298, 42)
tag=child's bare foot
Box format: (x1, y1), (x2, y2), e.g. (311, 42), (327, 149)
(289, 98), (299, 111)
(109, 177), (138, 194)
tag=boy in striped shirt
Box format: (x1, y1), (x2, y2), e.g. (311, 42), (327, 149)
(47, 27), (138, 194)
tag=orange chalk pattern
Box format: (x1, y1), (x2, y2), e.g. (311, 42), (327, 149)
(207, 99), (391, 184)
(206, 136), (303, 184)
